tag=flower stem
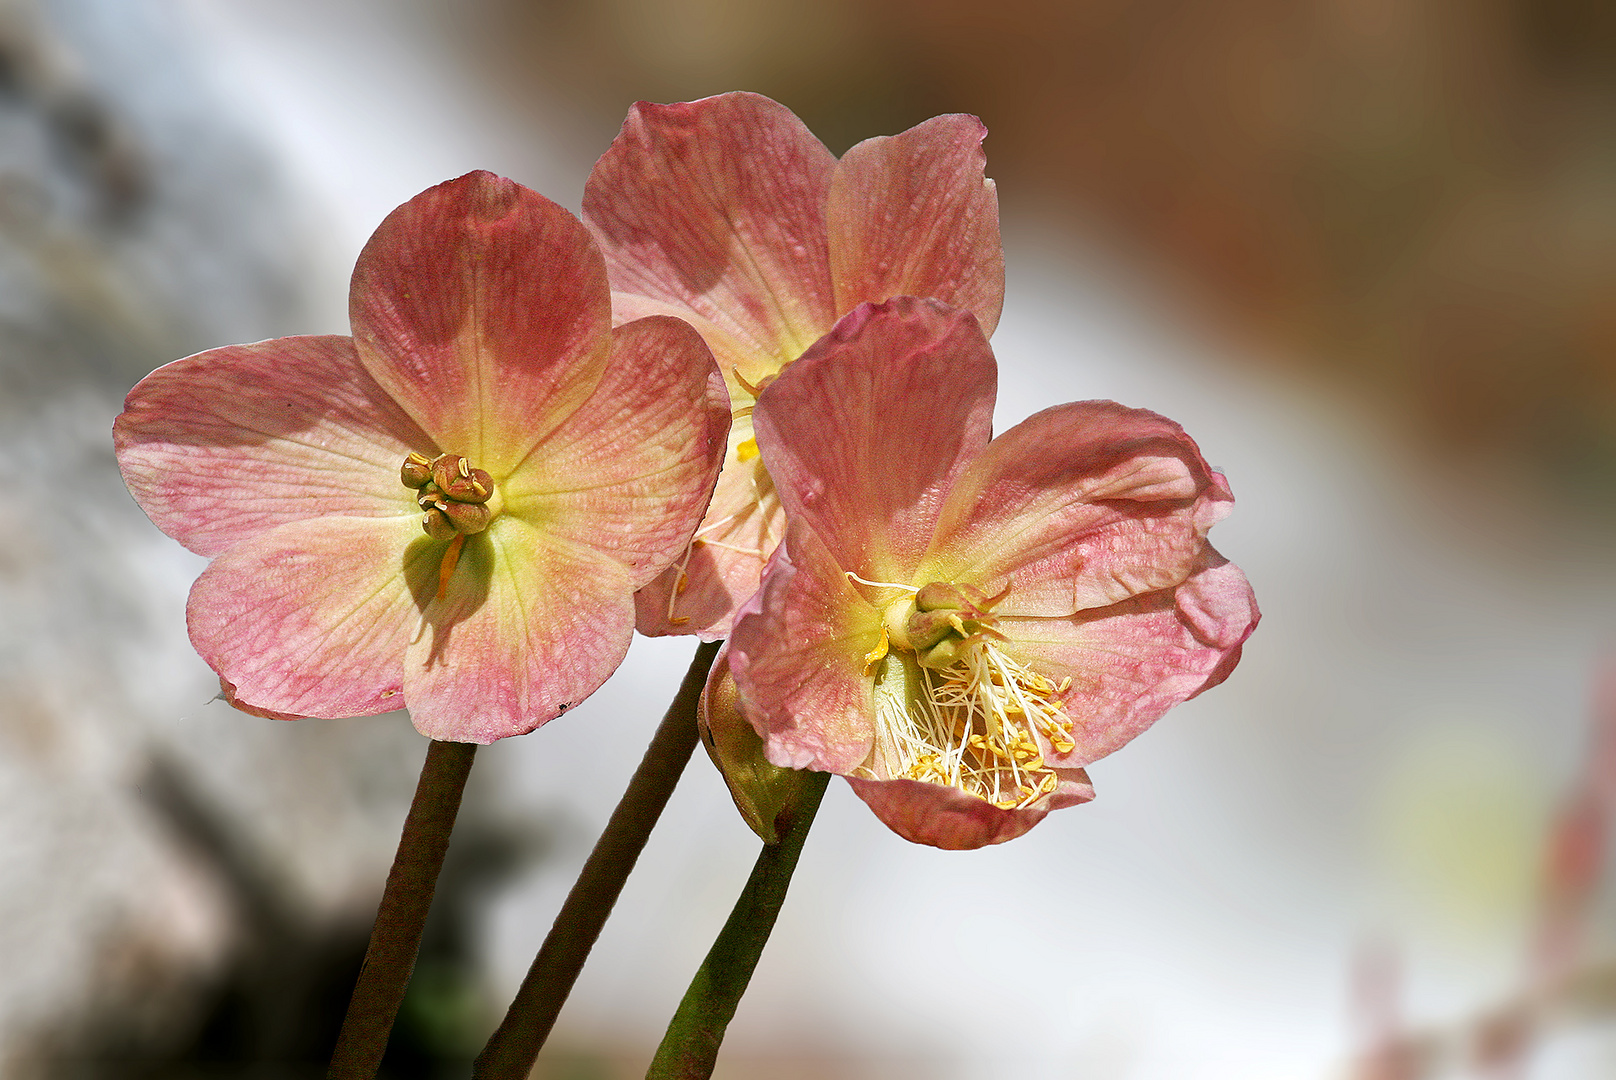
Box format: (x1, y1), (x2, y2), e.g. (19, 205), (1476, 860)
(328, 738), (477, 1079)
(646, 768), (831, 1080)
(474, 639), (722, 1079)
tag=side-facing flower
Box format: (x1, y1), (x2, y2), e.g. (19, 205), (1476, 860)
(115, 172), (730, 743)
(723, 297), (1258, 849)
(584, 91), (1004, 637)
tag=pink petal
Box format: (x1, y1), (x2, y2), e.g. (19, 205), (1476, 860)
(349, 171), (613, 475)
(1001, 552), (1259, 766)
(751, 297), (996, 583)
(634, 443), (785, 639)
(186, 515), (427, 718)
(924, 400), (1234, 617)
(828, 114), (1005, 336)
(607, 291), (772, 392)
(114, 336), (432, 557)
(403, 518), (636, 743)
(501, 315), (730, 588)
(845, 772), (1093, 849)
(583, 92), (839, 367)
(729, 525), (884, 774)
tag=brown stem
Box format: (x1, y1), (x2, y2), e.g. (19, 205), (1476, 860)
(473, 639), (722, 1079)
(328, 738), (478, 1079)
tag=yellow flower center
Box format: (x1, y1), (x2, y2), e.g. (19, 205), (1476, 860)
(401, 451), (503, 598)
(858, 577), (1076, 810)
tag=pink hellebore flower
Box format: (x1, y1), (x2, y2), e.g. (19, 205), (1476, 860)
(115, 172), (729, 743)
(725, 298), (1258, 849)
(584, 91), (1004, 637)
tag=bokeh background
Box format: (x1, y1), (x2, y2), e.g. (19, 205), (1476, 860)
(4, 0), (1615, 1076)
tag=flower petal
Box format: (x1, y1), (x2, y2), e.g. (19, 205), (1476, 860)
(1001, 552), (1259, 766)
(845, 771), (1093, 849)
(186, 515), (427, 718)
(828, 114), (1005, 335)
(752, 297), (996, 582)
(923, 400), (1234, 617)
(349, 171), (613, 475)
(729, 525), (883, 774)
(583, 92), (839, 367)
(634, 443), (784, 639)
(608, 290), (773, 393)
(502, 314), (729, 588)
(402, 518), (636, 743)
(114, 336), (431, 556)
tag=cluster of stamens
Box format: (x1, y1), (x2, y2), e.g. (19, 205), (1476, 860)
(401, 452), (500, 598)
(860, 578), (1077, 810)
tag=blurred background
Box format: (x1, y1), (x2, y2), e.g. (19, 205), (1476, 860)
(3, 0), (1614, 1076)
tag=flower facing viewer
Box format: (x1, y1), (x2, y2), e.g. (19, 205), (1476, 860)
(584, 91), (1004, 636)
(115, 172), (729, 743)
(723, 298), (1258, 848)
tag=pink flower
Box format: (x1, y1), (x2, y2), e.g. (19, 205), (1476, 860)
(584, 91), (1004, 637)
(723, 298), (1258, 849)
(115, 172), (729, 743)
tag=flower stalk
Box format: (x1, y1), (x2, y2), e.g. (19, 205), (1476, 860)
(328, 738), (478, 1079)
(474, 639), (722, 1080)
(646, 768), (831, 1079)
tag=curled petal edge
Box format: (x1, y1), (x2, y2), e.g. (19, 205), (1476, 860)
(845, 771), (1094, 850)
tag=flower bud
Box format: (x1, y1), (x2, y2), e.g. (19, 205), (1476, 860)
(700, 646), (820, 843)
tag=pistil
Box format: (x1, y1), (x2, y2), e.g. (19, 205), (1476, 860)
(402, 451), (502, 599)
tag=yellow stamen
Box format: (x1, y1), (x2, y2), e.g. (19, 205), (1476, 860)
(869, 601), (1076, 811)
(736, 437), (760, 462)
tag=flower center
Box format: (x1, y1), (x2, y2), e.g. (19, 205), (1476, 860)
(861, 578), (1077, 810)
(401, 452), (503, 598)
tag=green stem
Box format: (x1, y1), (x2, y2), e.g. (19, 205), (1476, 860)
(328, 738), (477, 1079)
(474, 639), (722, 1079)
(646, 769), (831, 1080)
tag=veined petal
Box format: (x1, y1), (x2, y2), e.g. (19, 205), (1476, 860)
(608, 290), (776, 395)
(752, 298), (996, 582)
(729, 525), (884, 774)
(584, 92), (838, 367)
(828, 114), (1005, 336)
(403, 518), (636, 743)
(846, 772), (1093, 850)
(1000, 552), (1259, 767)
(502, 315), (729, 588)
(924, 400), (1234, 617)
(186, 515), (427, 718)
(634, 445), (784, 639)
(350, 171), (613, 475)
(115, 336), (431, 557)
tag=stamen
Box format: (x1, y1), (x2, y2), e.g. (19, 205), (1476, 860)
(845, 571), (919, 593)
(732, 368), (766, 398)
(870, 609), (1076, 811)
(695, 537), (769, 557)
